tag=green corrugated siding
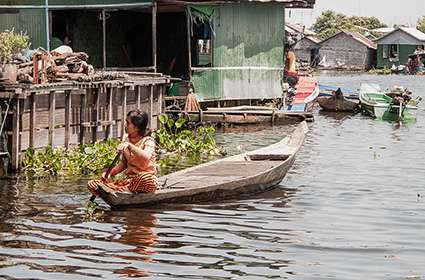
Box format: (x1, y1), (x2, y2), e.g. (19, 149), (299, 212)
(377, 44), (417, 68)
(0, 9), (46, 49)
(213, 3), (284, 68)
(193, 3), (284, 100)
(192, 70), (220, 100)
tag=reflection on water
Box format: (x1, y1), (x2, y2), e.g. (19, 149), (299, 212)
(0, 74), (424, 279)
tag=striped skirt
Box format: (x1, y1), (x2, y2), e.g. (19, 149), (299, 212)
(87, 172), (158, 196)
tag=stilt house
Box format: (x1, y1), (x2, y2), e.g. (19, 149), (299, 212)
(375, 27), (425, 68)
(0, 0), (315, 102)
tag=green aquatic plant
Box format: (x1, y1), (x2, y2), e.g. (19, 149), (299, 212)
(154, 114), (224, 159)
(82, 201), (104, 221)
(22, 139), (119, 178)
(21, 116), (225, 178)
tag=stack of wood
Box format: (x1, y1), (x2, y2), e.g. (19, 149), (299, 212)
(16, 51), (95, 84)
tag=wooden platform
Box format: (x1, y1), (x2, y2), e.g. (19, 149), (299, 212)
(165, 109), (314, 124)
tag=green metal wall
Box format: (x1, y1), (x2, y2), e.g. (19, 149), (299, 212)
(377, 44), (417, 68)
(0, 9), (46, 50)
(193, 2), (285, 100)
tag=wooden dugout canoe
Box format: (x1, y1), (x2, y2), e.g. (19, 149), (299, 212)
(317, 88), (359, 112)
(97, 121), (308, 208)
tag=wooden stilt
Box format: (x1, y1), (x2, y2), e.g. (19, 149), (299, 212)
(92, 88), (99, 143)
(48, 90), (56, 146)
(29, 92), (36, 148)
(11, 98), (20, 170)
(64, 90), (71, 148)
(121, 87), (127, 138)
(106, 87), (113, 140)
(136, 86), (141, 110)
(150, 85), (154, 129)
(79, 91), (86, 145)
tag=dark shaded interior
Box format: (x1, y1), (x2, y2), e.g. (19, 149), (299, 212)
(51, 9), (153, 68)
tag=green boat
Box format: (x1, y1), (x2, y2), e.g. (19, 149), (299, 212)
(359, 84), (418, 122)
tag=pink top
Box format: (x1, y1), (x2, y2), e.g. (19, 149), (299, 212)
(124, 136), (157, 177)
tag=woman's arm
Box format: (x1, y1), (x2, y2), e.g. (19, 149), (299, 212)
(128, 139), (155, 161)
(103, 157), (127, 180)
(118, 139), (154, 163)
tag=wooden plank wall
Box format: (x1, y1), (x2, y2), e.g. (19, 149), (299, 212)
(0, 83), (165, 171)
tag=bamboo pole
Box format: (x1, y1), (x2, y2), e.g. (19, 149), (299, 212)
(102, 9), (107, 69)
(152, 3), (157, 73)
(186, 7), (192, 80)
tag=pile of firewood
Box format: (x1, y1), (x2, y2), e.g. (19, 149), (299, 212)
(16, 51), (95, 84)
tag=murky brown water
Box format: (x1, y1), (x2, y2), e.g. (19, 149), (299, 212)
(0, 74), (425, 279)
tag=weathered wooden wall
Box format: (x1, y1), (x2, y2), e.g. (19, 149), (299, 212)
(293, 37), (320, 65)
(319, 32), (372, 70)
(0, 77), (168, 171)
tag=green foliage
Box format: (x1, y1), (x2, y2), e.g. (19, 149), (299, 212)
(155, 114), (225, 175)
(367, 67), (392, 75)
(155, 114), (223, 159)
(312, 10), (387, 39)
(417, 16), (425, 33)
(21, 139), (119, 178)
(21, 116), (225, 178)
(82, 201), (104, 221)
(0, 30), (30, 64)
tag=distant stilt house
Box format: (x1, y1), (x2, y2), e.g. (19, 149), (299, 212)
(285, 23), (317, 42)
(293, 36), (320, 66)
(318, 31), (377, 71)
(0, 0), (315, 102)
(285, 23), (320, 66)
(375, 27), (425, 68)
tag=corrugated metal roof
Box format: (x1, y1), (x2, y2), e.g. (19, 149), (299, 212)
(321, 31), (377, 50)
(399, 27), (425, 41)
(346, 31), (377, 49)
(285, 23), (316, 36)
(375, 27), (425, 43)
(0, 1), (152, 9)
(305, 35), (320, 44)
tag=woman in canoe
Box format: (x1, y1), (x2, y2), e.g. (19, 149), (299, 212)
(87, 110), (158, 199)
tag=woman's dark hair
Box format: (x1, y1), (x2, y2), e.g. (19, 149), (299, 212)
(127, 110), (151, 137)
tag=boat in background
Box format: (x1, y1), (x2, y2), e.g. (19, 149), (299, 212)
(319, 84), (358, 99)
(286, 76), (320, 112)
(359, 84), (419, 122)
(317, 88), (359, 112)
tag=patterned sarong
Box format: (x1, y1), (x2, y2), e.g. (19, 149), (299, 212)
(87, 172), (157, 196)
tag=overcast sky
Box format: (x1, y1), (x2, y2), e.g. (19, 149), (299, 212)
(286, 0), (425, 29)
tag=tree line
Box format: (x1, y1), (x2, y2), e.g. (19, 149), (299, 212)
(312, 10), (425, 40)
